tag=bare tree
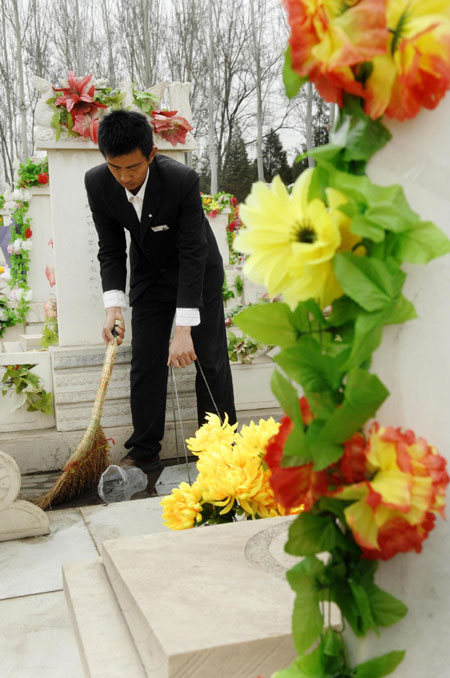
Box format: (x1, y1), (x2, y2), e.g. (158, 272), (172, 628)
(12, 0), (29, 159)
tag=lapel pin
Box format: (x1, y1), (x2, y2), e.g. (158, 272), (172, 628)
(148, 213), (152, 218)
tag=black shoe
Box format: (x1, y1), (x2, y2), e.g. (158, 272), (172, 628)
(119, 453), (163, 473)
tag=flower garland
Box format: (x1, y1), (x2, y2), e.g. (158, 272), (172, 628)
(0, 158), (49, 339)
(161, 414), (303, 530)
(47, 71), (193, 146)
(227, 2), (450, 676)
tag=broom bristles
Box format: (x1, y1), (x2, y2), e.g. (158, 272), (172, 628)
(36, 426), (111, 510)
(36, 340), (118, 510)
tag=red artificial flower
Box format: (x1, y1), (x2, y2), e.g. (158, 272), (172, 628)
(37, 173), (49, 185)
(25, 228), (32, 239)
(338, 432), (367, 484)
(72, 112), (100, 144)
(265, 399), (328, 510)
(151, 110), (193, 147)
(45, 266), (56, 288)
(228, 221), (237, 232)
(54, 71), (97, 113)
(231, 196), (237, 206)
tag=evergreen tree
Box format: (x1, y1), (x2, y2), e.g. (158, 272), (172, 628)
(263, 128), (291, 183)
(220, 132), (255, 202)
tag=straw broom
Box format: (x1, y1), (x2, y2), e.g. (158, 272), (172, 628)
(37, 333), (119, 510)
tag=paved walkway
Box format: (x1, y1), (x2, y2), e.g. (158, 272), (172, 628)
(1, 467), (178, 678)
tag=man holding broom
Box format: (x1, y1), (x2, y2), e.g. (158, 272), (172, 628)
(85, 110), (236, 472)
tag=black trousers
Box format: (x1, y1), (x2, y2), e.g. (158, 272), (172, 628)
(124, 290), (236, 461)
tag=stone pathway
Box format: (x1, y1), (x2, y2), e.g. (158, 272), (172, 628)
(0, 494), (171, 678)
(1, 459), (190, 677)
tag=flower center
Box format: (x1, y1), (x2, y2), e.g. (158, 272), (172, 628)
(293, 220), (317, 244)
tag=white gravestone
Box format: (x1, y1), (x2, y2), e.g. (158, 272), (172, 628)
(344, 95), (450, 677)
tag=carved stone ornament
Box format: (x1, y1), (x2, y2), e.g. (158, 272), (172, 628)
(0, 450), (50, 542)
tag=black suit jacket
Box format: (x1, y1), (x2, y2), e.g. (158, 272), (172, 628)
(85, 154), (223, 308)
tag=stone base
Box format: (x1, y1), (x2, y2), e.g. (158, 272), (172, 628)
(0, 408), (282, 474)
(0, 451), (49, 542)
(63, 517), (302, 678)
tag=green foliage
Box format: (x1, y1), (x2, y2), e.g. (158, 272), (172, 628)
(235, 301), (298, 347)
(227, 331), (261, 363)
(132, 87), (159, 115)
(220, 130), (256, 202)
(283, 46), (308, 100)
(17, 157), (49, 188)
(221, 278), (235, 303)
(1, 364), (54, 416)
(40, 318), (59, 349)
(263, 129), (292, 183)
(234, 274), (244, 297)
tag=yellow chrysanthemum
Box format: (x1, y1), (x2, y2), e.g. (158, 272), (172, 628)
(234, 170), (361, 308)
(185, 412), (238, 455)
(161, 481), (204, 530)
(234, 417), (280, 458)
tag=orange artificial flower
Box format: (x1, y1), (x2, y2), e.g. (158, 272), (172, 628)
(283, 0), (389, 106)
(333, 423), (449, 560)
(364, 0), (450, 120)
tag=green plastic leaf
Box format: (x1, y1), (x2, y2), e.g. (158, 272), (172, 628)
(366, 585), (408, 627)
(349, 579), (377, 634)
(333, 253), (405, 312)
(283, 46), (308, 99)
(285, 512), (348, 556)
(393, 220), (450, 264)
(234, 302), (297, 347)
(350, 213), (386, 243)
(384, 295), (417, 325)
(354, 650), (406, 678)
(272, 647), (323, 678)
(309, 369), (389, 469)
(282, 414), (313, 467)
(287, 557), (325, 655)
(274, 336), (343, 393)
(342, 115), (392, 164)
(328, 296), (359, 327)
(270, 370), (299, 420)
(345, 309), (386, 369)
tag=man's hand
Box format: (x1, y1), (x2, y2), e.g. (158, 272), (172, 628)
(168, 326), (197, 367)
(103, 307), (125, 345)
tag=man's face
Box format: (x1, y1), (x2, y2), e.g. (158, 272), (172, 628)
(105, 147), (156, 192)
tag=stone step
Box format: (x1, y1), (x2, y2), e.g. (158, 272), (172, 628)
(19, 333), (42, 351)
(2, 341), (23, 353)
(1, 408), (282, 474)
(99, 517), (299, 678)
(25, 322), (45, 335)
(63, 558), (147, 678)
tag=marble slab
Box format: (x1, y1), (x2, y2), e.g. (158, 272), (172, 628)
(63, 558), (146, 678)
(101, 516), (299, 678)
(0, 590), (83, 678)
(80, 497), (169, 548)
(0, 508), (97, 600)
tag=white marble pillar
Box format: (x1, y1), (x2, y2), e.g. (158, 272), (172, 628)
(345, 95), (450, 677)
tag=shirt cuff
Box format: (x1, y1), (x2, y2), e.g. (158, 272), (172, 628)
(176, 307), (200, 326)
(103, 290), (127, 309)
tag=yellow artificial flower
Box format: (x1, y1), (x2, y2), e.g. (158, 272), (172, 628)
(234, 170), (361, 308)
(185, 412), (238, 455)
(161, 481), (204, 530)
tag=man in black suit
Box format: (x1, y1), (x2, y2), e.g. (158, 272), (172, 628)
(85, 110), (236, 470)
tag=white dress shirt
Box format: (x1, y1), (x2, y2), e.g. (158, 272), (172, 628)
(103, 169), (200, 326)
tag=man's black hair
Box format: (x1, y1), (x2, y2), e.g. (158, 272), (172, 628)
(98, 110), (153, 159)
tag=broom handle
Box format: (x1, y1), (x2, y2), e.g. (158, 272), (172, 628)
(84, 326), (119, 436)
